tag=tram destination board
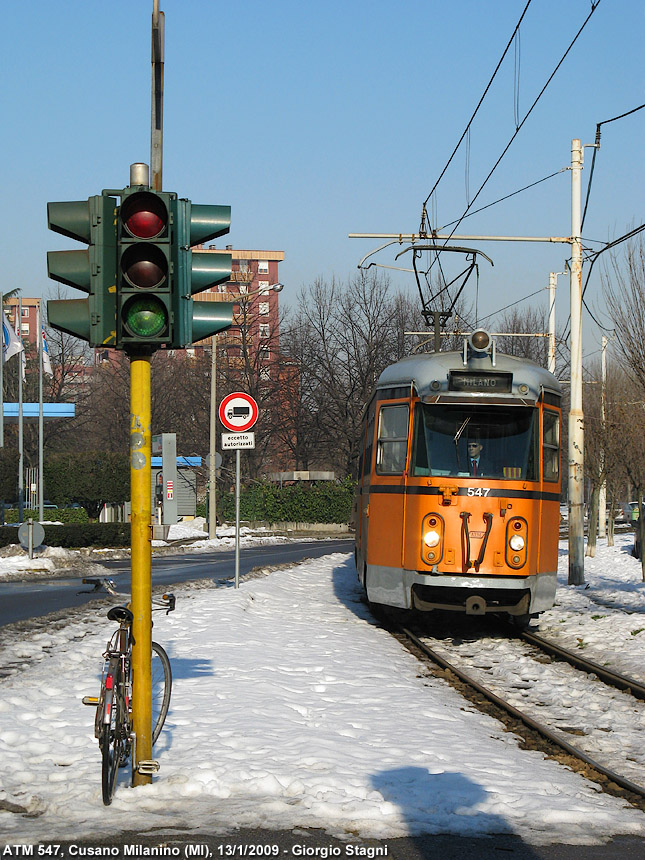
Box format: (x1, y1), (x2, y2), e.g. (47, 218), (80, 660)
(449, 371), (513, 393)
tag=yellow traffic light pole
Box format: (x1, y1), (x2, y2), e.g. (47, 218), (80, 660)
(130, 353), (153, 786)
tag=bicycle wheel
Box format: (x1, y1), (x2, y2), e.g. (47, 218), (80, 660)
(101, 662), (128, 805)
(151, 641), (172, 744)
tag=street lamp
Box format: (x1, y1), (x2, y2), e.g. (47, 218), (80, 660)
(208, 281), (284, 539)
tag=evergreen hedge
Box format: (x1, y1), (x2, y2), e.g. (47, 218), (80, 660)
(2, 507), (89, 524)
(198, 479), (355, 524)
(0, 522), (130, 549)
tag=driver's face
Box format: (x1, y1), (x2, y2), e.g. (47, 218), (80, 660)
(468, 442), (482, 457)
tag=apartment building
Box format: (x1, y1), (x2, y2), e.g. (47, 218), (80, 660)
(4, 297), (42, 349)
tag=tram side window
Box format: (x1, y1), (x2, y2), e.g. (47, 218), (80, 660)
(376, 404), (409, 475)
(543, 410), (560, 482)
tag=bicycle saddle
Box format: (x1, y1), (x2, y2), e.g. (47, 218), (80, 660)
(107, 605), (134, 624)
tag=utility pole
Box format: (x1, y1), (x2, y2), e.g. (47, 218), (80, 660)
(598, 335), (608, 538)
(209, 335), (218, 539)
(568, 139), (585, 585)
(548, 270), (566, 375)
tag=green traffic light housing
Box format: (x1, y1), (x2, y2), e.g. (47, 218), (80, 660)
(47, 179), (235, 354)
(171, 199), (234, 348)
(46, 195), (118, 347)
(117, 188), (174, 352)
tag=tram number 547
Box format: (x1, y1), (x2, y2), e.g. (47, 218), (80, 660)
(467, 487), (491, 496)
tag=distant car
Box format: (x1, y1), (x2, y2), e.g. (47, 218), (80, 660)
(43, 501), (58, 509)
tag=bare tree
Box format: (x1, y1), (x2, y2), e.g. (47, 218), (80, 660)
(280, 271), (421, 478)
(603, 235), (645, 389)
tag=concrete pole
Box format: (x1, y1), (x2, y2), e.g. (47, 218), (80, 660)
(568, 139), (585, 585)
(548, 273), (557, 375)
(598, 335), (608, 538)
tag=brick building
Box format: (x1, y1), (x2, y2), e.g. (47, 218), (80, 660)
(192, 246), (284, 364)
(4, 297), (42, 349)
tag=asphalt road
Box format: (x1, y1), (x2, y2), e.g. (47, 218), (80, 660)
(0, 538), (354, 627)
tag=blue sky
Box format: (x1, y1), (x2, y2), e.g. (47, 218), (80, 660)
(1, 0), (643, 362)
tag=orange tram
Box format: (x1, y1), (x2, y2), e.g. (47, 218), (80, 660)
(353, 330), (562, 626)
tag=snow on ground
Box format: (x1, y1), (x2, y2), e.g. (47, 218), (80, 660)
(0, 530), (644, 846)
(0, 519), (319, 581)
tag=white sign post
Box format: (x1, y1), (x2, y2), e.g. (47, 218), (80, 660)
(219, 393), (259, 587)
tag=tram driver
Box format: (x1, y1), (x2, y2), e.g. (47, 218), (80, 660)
(467, 439), (493, 477)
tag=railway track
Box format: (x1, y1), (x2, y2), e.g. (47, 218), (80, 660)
(397, 622), (645, 804)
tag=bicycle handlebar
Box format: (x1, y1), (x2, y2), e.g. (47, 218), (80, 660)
(153, 593), (176, 614)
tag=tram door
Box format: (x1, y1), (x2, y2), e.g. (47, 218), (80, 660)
(356, 400), (376, 583)
(367, 400), (410, 573)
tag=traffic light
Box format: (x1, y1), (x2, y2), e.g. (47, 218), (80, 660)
(47, 195), (118, 346)
(172, 199), (234, 348)
(117, 188), (176, 351)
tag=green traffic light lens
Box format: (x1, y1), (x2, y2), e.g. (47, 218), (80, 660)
(122, 296), (168, 338)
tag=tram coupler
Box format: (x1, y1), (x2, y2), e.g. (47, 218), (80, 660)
(465, 595), (487, 615)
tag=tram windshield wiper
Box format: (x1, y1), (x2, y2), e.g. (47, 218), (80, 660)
(454, 417), (470, 444)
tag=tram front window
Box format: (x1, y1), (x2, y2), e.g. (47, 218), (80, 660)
(412, 404), (538, 480)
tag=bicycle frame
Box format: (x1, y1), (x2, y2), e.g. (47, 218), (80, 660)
(84, 593), (175, 805)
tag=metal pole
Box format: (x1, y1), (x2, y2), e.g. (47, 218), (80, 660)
(0, 291), (3, 448)
(208, 335), (217, 539)
(348, 233), (571, 243)
(38, 304), (44, 522)
(598, 335), (607, 538)
(17, 297), (24, 523)
(235, 447), (241, 588)
(130, 354), (153, 785)
(568, 139), (585, 585)
(150, 1), (164, 192)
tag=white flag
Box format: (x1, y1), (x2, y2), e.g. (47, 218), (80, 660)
(2, 310), (23, 363)
(41, 327), (53, 376)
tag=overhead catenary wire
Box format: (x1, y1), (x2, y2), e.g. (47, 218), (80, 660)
(421, 0), (534, 213)
(560, 223), (645, 342)
(434, 1), (602, 250)
(581, 103), (645, 230)
(438, 168), (567, 231)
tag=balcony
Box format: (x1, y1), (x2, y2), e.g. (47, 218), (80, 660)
(230, 270), (254, 283)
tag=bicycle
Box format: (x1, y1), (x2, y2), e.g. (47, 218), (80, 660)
(83, 591), (175, 805)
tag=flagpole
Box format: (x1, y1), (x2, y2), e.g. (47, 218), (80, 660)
(0, 290), (3, 449)
(38, 304), (44, 521)
(18, 296), (24, 523)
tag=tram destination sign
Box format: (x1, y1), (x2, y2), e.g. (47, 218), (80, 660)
(449, 371), (513, 393)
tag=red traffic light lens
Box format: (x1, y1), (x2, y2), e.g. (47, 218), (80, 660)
(121, 192), (167, 239)
(121, 244), (168, 289)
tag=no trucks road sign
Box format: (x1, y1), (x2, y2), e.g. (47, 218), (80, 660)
(219, 392), (259, 433)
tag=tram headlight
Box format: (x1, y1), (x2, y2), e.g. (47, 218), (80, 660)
(423, 530), (440, 548)
(509, 534), (525, 551)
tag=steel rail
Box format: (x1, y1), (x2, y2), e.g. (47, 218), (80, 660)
(401, 626), (645, 800)
(519, 629), (645, 701)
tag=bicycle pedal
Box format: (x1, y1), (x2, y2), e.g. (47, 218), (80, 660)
(136, 760), (160, 775)
(82, 696), (100, 706)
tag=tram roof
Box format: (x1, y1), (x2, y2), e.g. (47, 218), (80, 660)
(376, 350), (561, 402)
